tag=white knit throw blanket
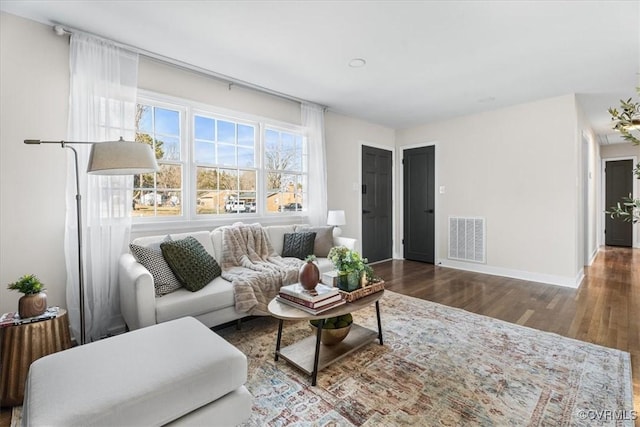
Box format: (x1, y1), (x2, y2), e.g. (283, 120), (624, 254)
(220, 223), (302, 315)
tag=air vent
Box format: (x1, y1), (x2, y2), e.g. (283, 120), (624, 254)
(448, 217), (485, 263)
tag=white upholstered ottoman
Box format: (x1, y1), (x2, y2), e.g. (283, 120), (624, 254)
(21, 317), (251, 426)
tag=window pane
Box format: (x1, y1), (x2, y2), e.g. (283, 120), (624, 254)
(137, 105), (152, 132)
(157, 164), (182, 192)
(219, 169), (238, 191)
(134, 172), (155, 189)
(218, 144), (236, 166)
(157, 136), (180, 161)
(239, 170), (256, 191)
(195, 116), (214, 140)
(281, 132), (295, 151)
(238, 147), (254, 167)
(265, 129), (278, 151)
(238, 124), (254, 147)
(196, 167), (217, 191)
(197, 190), (223, 215)
(266, 171), (283, 193)
(154, 108), (180, 135)
(217, 120), (235, 143)
(195, 141), (215, 164)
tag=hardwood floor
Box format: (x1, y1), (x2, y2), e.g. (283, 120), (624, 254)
(374, 245), (639, 414)
(1, 245), (636, 425)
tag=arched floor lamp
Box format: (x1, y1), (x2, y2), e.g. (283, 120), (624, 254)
(24, 138), (158, 344)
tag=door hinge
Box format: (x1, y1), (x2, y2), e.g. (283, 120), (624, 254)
(402, 238), (404, 244)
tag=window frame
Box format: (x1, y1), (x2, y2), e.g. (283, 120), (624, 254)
(132, 90), (308, 231)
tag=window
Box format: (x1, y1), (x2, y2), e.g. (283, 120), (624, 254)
(194, 114), (257, 215)
(132, 92), (306, 222)
(132, 103), (184, 218)
(265, 128), (307, 213)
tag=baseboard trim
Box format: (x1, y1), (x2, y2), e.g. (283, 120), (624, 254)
(437, 259), (582, 289)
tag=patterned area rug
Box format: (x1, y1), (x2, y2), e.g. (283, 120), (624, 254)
(217, 290), (634, 426)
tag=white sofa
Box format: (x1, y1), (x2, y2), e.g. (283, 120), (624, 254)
(119, 224), (356, 331)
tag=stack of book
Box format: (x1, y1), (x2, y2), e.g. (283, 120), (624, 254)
(277, 283), (345, 314)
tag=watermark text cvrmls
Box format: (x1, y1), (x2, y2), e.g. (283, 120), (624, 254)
(577, 409), (637, 421)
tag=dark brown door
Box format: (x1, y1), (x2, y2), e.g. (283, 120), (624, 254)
(605, 159), (633, 247)
(361, 146), (392, 263)
(403, 146), (435, 263)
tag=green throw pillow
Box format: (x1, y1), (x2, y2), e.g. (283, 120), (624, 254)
(282, 232), (317, 259)
(160, 236), (222, 292)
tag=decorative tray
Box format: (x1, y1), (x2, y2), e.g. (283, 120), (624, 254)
(339, 281), (385, 303)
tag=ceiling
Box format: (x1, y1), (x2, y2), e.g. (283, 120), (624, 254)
(2, 1), (639, 143)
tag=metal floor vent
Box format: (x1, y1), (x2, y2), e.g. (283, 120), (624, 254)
(448, 217), (486, 263)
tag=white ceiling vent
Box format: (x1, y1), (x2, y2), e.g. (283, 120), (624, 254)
(448, 217), (486, 264)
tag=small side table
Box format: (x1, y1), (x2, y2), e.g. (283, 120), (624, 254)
(0, 309), (72, 407)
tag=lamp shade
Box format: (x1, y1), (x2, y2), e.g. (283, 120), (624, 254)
(87, 138), (158, 175)
(327, 210), (346, 226)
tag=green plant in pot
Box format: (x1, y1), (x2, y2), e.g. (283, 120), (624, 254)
(310, 314), (353, 345)
(328, 246), (369, 291)
(7, 274), (48, 318)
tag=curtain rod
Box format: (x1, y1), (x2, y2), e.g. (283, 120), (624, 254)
(52, 24), (326, 110)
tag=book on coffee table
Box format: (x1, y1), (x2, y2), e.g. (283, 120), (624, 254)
(278, 292), (342, 309)
(275, 295), (345, 315)
(279, 283), (339, 303)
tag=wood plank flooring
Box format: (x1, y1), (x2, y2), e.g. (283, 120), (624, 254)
(374, 245), (639, 414)
(1, 245), (636, 425)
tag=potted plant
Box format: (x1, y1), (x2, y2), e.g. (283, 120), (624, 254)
(7, 274), (47, 318)
(309, 313), (353, 345)
(328, 246), (370, 291)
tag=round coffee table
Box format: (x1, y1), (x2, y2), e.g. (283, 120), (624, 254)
(268, 290), (384, 386)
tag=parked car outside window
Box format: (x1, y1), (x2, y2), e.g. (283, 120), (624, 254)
(279, 203), (303, 212)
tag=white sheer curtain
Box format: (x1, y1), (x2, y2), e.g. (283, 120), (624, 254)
(65, 33), (139, 342)
(302, 102), (328, 226)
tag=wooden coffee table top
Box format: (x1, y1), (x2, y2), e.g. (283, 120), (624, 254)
(268, 290), (384, 321)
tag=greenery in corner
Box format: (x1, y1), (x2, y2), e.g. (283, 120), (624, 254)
(605, 88), (640, 224)
(608, 94), (640, 145)
(7, 274), (45, 294)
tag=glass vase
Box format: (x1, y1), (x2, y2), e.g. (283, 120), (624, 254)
(338, 270), (360, 292)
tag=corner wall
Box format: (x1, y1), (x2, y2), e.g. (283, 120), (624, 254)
(396, 95), (583, 287)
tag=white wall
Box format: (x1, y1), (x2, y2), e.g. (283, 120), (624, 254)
(575, 101), (600, 268)
(1, 13), (70, 315)
(324, 112), (395, 247)
(396, 95), (583, 287)
(139, 58), (301, 126)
